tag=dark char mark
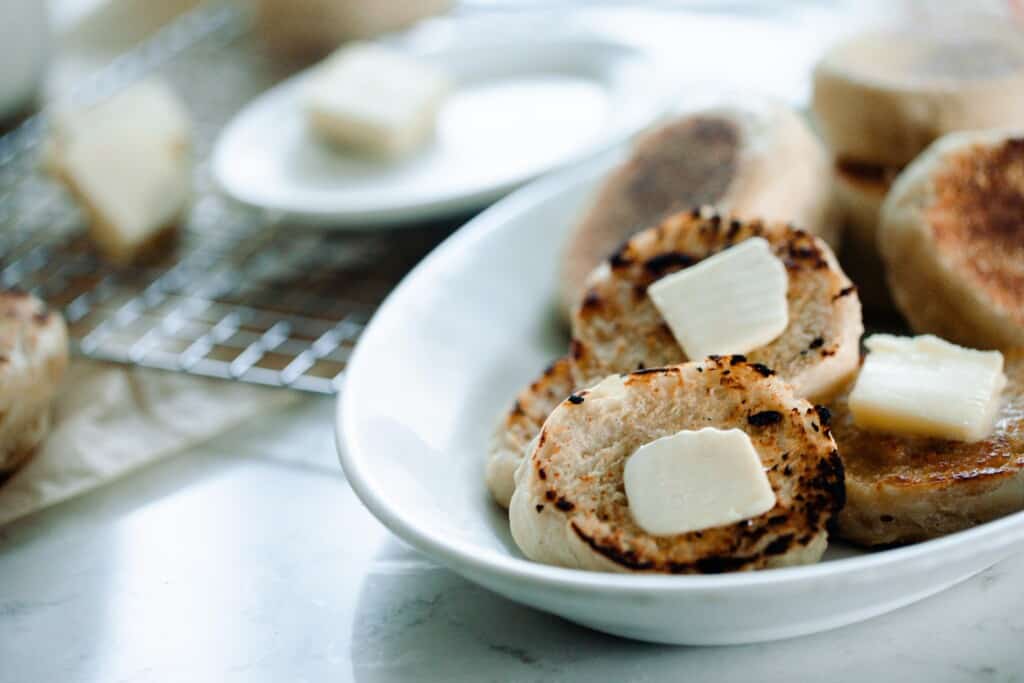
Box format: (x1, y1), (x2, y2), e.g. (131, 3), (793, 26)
(633, 367), (670, 376)
(580, 291), (602, 311)
(571, 523), (654, 570)
(833, 285), (857, 301)
(747, 410), (783, 427)
(815, 405), (831, 426)
(644, 252), (696, 277)
(727, 219), (743, 240)
(609, 241), (632, 268)
(764, 534), (795, 556)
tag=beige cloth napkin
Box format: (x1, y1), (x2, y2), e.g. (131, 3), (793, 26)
(0, 361), (298, 526)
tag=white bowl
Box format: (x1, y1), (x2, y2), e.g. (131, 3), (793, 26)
(337, 156), (1024, 645)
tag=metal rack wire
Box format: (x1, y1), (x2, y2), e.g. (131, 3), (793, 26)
(0, 4), (457, 393)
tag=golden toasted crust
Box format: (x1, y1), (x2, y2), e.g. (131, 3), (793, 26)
(0, 291), (68, 475)
(486, 357), (575, 508)
(927, 139), (1024, 322)
(831, 350), (1024, 546)
(570, 209), (862, 402)
(509, 358), (844, 574)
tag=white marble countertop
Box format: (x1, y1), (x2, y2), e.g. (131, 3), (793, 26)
(2, 396), (1023, 682)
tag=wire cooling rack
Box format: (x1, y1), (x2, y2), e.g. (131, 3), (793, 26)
(0, 3), (458, 393)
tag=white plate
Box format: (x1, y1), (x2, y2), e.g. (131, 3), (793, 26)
(338, 156), (1024, 645)
(213, 27), (669, 227)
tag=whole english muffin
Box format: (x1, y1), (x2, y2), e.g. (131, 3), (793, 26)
(879, 129), (1024, 349)
(509, 359), (844, 573)
(570, 208), (862, 402)
(486, 356), (574, 508)
(559, 100), (838, 314)
(0, 291), (69, 476)
(830, 350), (1024, 547)
(813, 23), (1024, 168)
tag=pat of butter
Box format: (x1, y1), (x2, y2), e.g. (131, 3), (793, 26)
(849, 334), (1006, 441)
(647, 237), (788, 360)
(48, 80), (192, 263)
(304, 43), (450, 157)
(587, 373), (627, 399)
(623, 427), (776, 536)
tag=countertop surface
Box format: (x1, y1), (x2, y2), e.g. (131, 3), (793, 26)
(2, 397), (1024, 682)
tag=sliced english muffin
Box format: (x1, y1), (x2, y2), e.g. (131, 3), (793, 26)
(833, 159), (899, 315)
(487, 356), (575, 508)
(834, 158), (893, 252)
(559, 100), (837, 314)
(509, 358), (844, 573)
(0, 291), (69, 477)
(813, 23), (1024, 168)
(570, 209), (862, 402)
(880, 129), (1024, 349)
(831, 349), (1024, 546)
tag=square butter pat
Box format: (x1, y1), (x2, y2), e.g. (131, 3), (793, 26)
(623, 427), (776, 536)
(647, 237), (788, 360)
(304, 43), (451, 157)
(49, 80), (192, 263)
(849, 334), (1006, 441)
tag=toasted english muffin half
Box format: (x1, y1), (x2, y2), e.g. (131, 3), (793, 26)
(570, 209), (862, 402)
(880, 130), (1024, 349)
(834, 158), (894, 250)
(486, 357), (575, 508)
(831, 349), (1024, 547)
(0, 291), (69, 477)
(559, 100), (838, 314)
(833, 159), (899, 315)
(509, 359), (844, 573)
(813, 23), (1024, 168)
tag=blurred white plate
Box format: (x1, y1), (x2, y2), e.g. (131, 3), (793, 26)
(213, 27), (669, 227)
(338, 155), (1024, 645)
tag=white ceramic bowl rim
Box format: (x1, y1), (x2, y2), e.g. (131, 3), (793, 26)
(339, 160), (1024, 595)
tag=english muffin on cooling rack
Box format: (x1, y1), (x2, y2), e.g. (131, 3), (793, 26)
(0, 291), (68, 477)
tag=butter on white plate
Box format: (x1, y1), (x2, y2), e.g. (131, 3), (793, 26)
(623, 427), (776, 536)
(849, 334), (1007, 442)
(47, 79), (192, 263)
(647, 237), (788, 360)
(304, 43), (451, 158)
